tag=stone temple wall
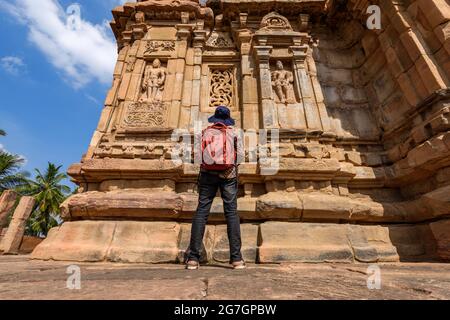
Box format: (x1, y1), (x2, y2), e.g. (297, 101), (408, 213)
(32, 0), (450, 263)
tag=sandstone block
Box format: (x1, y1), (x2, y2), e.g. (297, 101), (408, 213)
(340, 86), (368, 104)
(419, 0), (450, 29)
(359, 225), (399, 262)
(177, 223), (215, 263)
(179, 194), (258, 220)
(347, 225), (378, 262)
(345, 151), (363, 165)
(107, 221), (180, 263)
(388, 225), (429, 257)
(277, 158), (340, 173)
(258, 222), (354, 263)
(415, 55), (447, 94)
(256, 192), (302, 219)
(62, 191), (183, 219)
(0, 190), (17, 229)
(407, 133), (450, 168)
(212, 224), (259, 263)
(400, 30), (427, 62)
(420, 185), (450, 218)
(316, 64), (353, 85)
(430, 219), (450, 261)
(19, 236), (43, 254)
(31, 221), (116, 262)
(301, 193), (353, 220)
(0, 196), (35, 254)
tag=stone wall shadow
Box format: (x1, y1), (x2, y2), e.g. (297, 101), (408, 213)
(387, 221), (438, 263)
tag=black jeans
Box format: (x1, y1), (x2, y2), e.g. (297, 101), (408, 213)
(187, 172), (243, 263)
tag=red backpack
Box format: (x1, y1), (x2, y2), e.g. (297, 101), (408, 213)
(201, 123), (236, 171)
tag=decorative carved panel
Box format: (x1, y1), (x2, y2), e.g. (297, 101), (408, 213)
(122, 101), (168, 128)
(260, 12), (293, 31)
(144, 40), (175, 55)
(205, 31), (235, 49)
(209, 68), (235, 109)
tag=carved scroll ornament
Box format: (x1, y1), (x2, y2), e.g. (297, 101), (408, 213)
(209, 68), (234, 108)
(123, 101), (168, 128)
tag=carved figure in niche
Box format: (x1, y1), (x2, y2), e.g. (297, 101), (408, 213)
(140, 58), (166, 102)
(271, 60), (294, 104)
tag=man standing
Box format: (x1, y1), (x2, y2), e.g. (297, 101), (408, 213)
(185, 106), (246, 270)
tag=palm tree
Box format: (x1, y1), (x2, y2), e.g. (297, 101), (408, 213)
(19, 163), (71, 237)
(0, 151), (29, 192)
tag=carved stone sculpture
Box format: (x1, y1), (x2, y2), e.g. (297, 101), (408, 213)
(271, 61), (294, 104)
(140, 58), (166, 103)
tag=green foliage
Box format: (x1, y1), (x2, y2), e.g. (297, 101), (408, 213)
(18, 163), (71, 237)
(0, 151), (29, 192)
(1, 131), (71, 237)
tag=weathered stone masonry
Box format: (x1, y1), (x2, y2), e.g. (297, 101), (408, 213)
(32, 0), (450, 263)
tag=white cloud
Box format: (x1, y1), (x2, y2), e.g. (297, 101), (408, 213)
(1, 0), (118, 89)
(111, 0), (135, 6)
(85, 93), (101, 105)
(0, 1), (25, 23)
(111, 0), (126, 4)
(0, 56), (26, 75)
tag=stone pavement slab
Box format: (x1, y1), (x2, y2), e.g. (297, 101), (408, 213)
(0, 256), (449, 300)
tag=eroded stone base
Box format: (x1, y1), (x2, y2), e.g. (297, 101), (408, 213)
(31, 220), (445, 263)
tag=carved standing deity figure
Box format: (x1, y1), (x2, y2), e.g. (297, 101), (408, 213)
(140, 58), (166, 102)
(271, 60), (294, 104)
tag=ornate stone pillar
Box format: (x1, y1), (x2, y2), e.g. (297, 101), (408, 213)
(189, 22), (207, 130)
(235, 14), (260, 130)
(255, 45), (279, 129)
(170, 22), (192, 129)
(290, 45), (323, 131)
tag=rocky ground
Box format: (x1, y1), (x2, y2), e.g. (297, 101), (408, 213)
(0, 255), (449, 300)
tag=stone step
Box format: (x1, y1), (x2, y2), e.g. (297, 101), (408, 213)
(31, 219), (445, 263)
(61, 187), (450, 223)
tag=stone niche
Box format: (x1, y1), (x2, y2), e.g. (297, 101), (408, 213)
(32, 0), (450, 263)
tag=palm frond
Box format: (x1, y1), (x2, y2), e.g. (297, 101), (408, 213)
(0, 173), (29, 191)
(24, 162), (72, 236)
(0, 151), (26, 177)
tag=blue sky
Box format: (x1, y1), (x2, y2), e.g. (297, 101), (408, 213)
(0, 0), (131, 188)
